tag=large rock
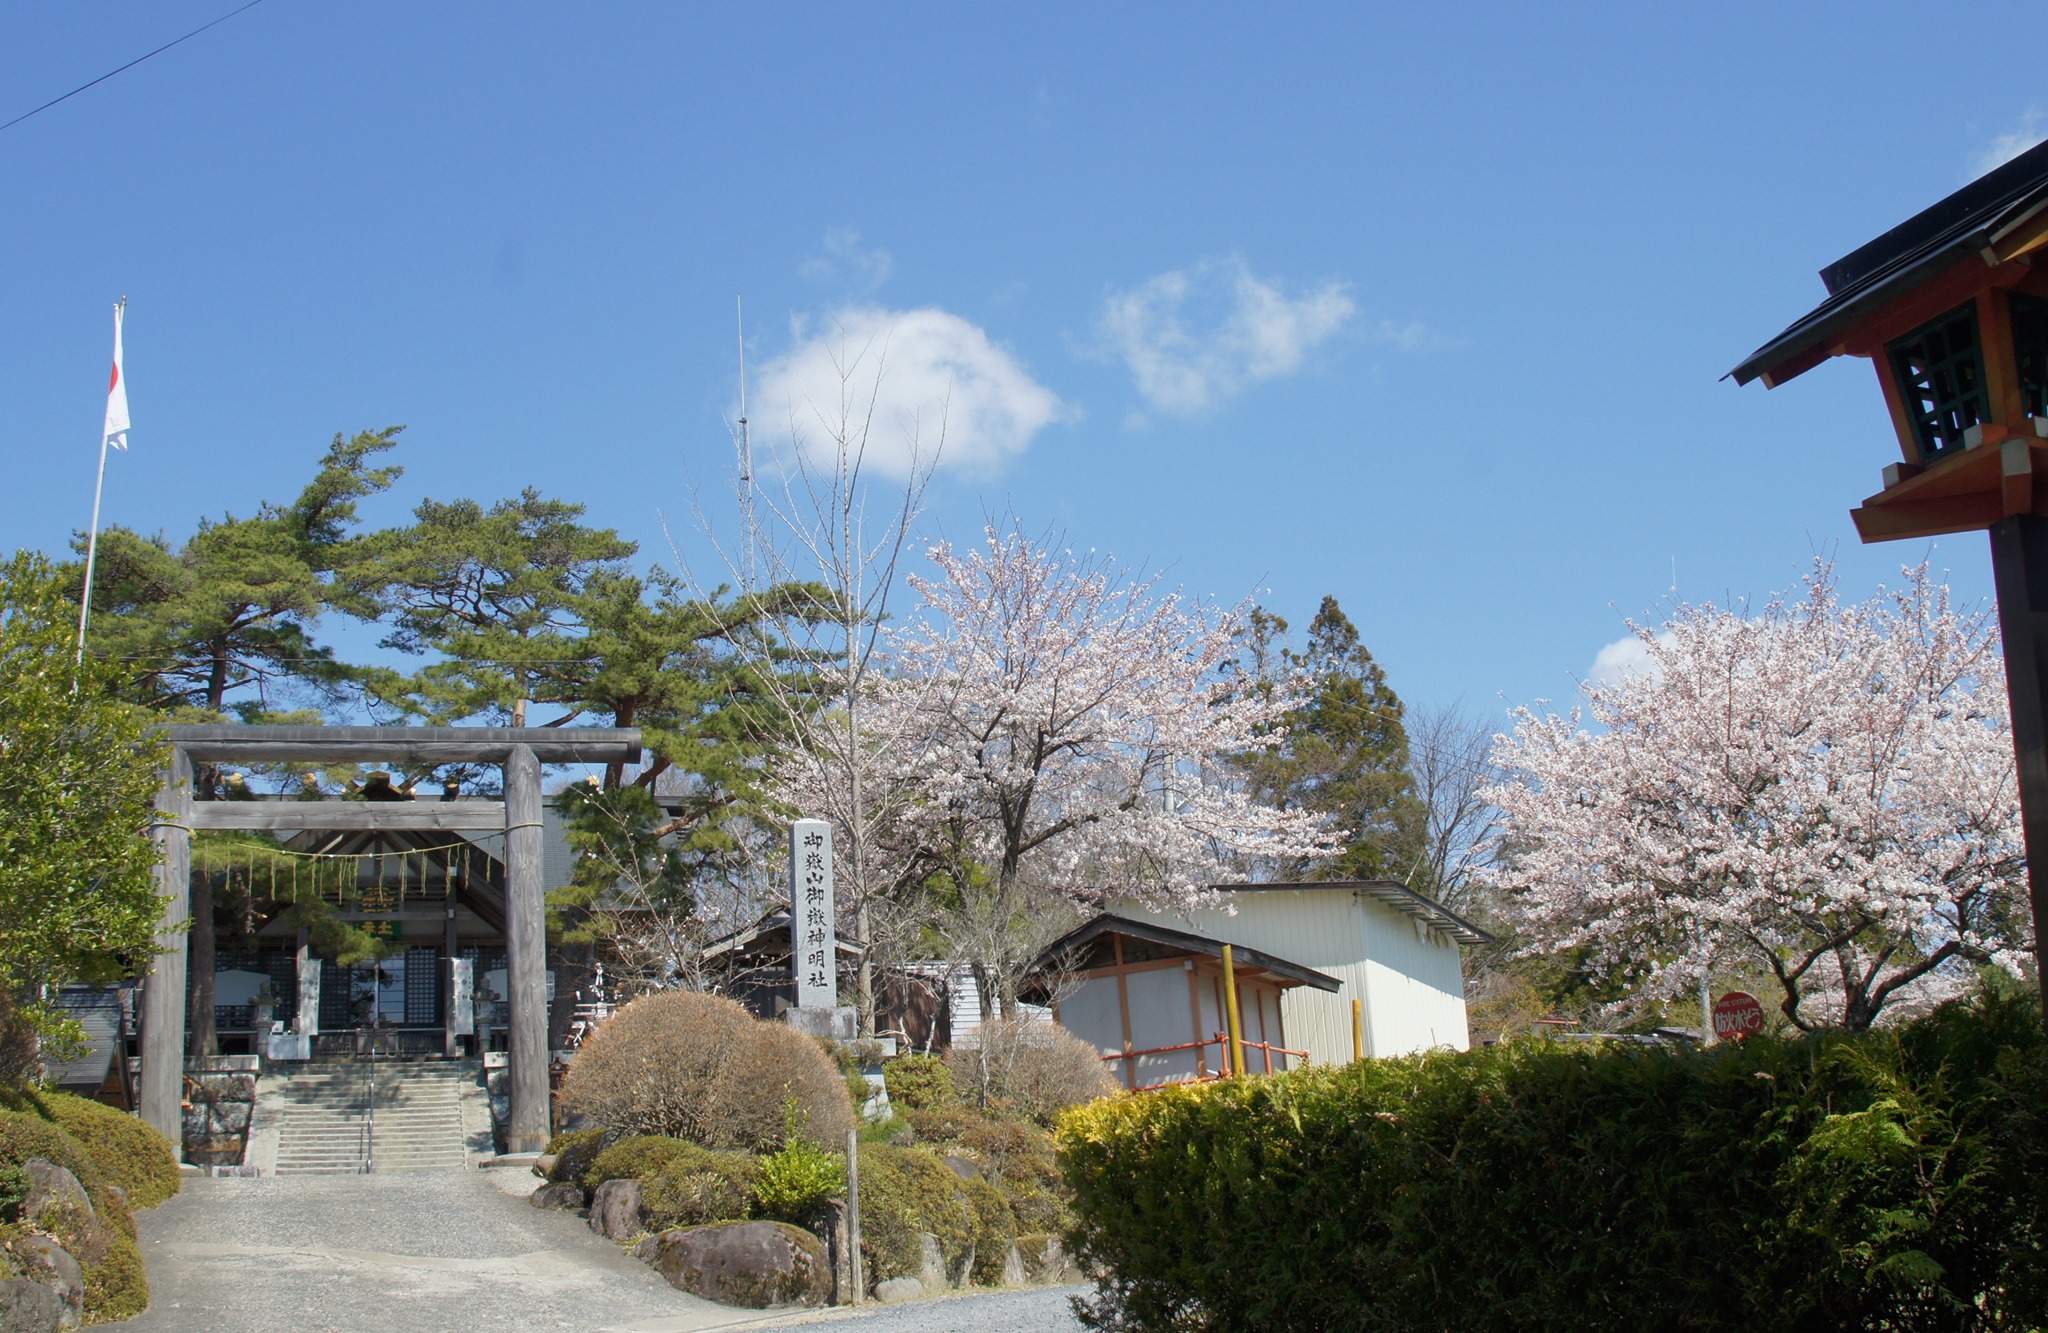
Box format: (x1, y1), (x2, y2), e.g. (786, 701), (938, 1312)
(10, 1237), (81, 1330)
(914, 1232), (947, 1292)
(1013, 1234), (1080, 1285)
(0, 1278), (62, 1333)
(873, 1276), (925, 1304)
(528, 1182), (586, 1212)
(587, 1178), (646, 1240)
(941, 1154), (980, 1180)
(20, 1162), (89, 1229)
(637, 1222), (831, 1308)
(996, 1240), (1028, 1288)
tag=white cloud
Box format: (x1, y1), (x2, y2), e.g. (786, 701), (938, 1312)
(1587, 632), (1673, 688)
(752, 306), (1066, 478)
(1971, 107), (2046, 178)
(1095, 257), (1355, 417)
(798, 227), (894, 289)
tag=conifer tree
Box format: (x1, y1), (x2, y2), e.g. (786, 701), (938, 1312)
(1235, 596), (1427, 882)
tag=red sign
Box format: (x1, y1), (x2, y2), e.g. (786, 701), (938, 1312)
(1712, 991), (1765, 1041)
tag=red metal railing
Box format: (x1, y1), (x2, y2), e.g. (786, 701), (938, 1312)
(1100, 1032), (1310, 1090)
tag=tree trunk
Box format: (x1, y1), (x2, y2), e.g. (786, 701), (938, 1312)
(188, 872), (217, 1061)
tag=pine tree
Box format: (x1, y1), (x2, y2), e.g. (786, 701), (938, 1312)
(78, 428), (403, 719)
(1236, 596), (1427, 882)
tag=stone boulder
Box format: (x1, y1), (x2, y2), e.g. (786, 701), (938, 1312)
(587, 1178), (646, 1240)
(914, 1232), (947, 1291)
(20, 1163), (89, 1229)
(0, 1278), (62, 1333)
(996, 1240), (1028, 1288)
(941, 1154), (980, 1180)
(636, 1221), (831, 1308)
(10, 1237), (81, 1330)
(874, 1276), (925, 1304)
(528, 1182), (586, 1211)
(1013, 1234), (1080, 1284)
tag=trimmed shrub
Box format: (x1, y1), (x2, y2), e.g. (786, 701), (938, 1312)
(559, 991), (854, 1151)
(583, 1134), (700, 1191)
(962, 1175), (1017, 1284)
(855, 1143), (976, 1281)
(642, 1148), (760, 1229)
(754, 1136), (847, 1222)
(37, 1092), (179, 1208)
(543, 1128), (605, 1186)
(0, 1102), (154, 1322)
(883, 1054), (957, 1111)
(947, 1017), (1118, 1126)
(1058, 992), (2048, 1333)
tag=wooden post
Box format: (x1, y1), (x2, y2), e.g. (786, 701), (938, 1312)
(1221, 944), (1244, 1078)
(1989, 516), (2048, 1034)
(139, 748), (192, 1148)
(503, 744), (550, 1152)
(844, 1127), (864, 1304)
(1352, 997), (1365, 1063)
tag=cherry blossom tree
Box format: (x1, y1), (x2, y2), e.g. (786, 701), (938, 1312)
(829, 525), (1335, 1012)
(1483, 563), (2030, 1033)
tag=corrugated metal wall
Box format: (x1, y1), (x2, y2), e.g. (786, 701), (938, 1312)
(1110, 887), (1471, 1065)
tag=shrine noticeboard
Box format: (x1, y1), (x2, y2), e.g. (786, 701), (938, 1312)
(791, 819), (836, 1011)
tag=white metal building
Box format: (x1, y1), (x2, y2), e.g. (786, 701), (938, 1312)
(1105, 881), (1487, 1065)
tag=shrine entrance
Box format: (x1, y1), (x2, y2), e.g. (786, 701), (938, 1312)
(141, 725), (642, 1157)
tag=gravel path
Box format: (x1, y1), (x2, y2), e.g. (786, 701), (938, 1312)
(119, 1168), (755, 1332)
(118, 1166), (1089, 1333)
(732, 1286), (1088, 1333)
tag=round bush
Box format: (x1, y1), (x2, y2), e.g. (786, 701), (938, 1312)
(583, 1134), (701, 1190)
(945, 1017), (1119, 1126)
(754, 1137), (846, 1221)
(560, 991), (854, 1152)
(37, 1092), (178, 1208)
(883, 1054), (957, 1111)
(642, 1149), (761, 1229)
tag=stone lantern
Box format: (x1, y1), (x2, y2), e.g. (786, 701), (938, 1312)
(1732, 138), (2048, 1005)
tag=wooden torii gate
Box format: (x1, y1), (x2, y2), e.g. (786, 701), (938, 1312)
(144, 725), (642, 1156)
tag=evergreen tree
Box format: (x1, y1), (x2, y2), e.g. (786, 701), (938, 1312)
(1236, 596), (1427, 882)
(78, 428), (403, 719)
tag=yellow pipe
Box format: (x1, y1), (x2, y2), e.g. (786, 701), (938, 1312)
(1221, 944), (1245, 1077)
(1352, 997), (1364, 1062)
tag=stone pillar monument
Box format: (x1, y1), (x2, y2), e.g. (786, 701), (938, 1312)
(784, 818), (856, 1041)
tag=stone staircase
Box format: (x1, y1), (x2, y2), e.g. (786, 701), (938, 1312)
(272, 1057), (479, 1175)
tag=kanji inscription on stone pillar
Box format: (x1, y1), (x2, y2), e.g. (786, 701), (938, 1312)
(791, 818), (835, 1011)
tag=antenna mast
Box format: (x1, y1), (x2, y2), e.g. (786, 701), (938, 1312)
(735, 291), (756, 592)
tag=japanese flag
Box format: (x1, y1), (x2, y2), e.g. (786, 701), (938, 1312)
(103, 301), (129, 451)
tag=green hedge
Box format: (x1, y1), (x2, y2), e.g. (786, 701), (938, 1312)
(0, 1094), (173, 1323)
(1058, 993), (2047, 1333)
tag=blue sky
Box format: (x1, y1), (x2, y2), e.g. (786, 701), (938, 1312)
(4, 2), (2043, 727)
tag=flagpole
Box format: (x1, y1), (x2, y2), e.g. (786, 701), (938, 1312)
(74, 431), (112, 670)
(75, 296), (125, 671)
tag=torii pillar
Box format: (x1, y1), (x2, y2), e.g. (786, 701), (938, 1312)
(501, 744), (550, 1154)
(138, 749), (192, 1146)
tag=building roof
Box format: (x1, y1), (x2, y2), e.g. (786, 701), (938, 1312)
(1730, 138), (2048, 387)
(1028, 913), (1342, 993)
(701, 906), (867, 966)
(1213, 880), (1493, 946)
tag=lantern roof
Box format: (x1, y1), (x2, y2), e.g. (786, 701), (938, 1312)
(1731, 138), (2048, 388)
